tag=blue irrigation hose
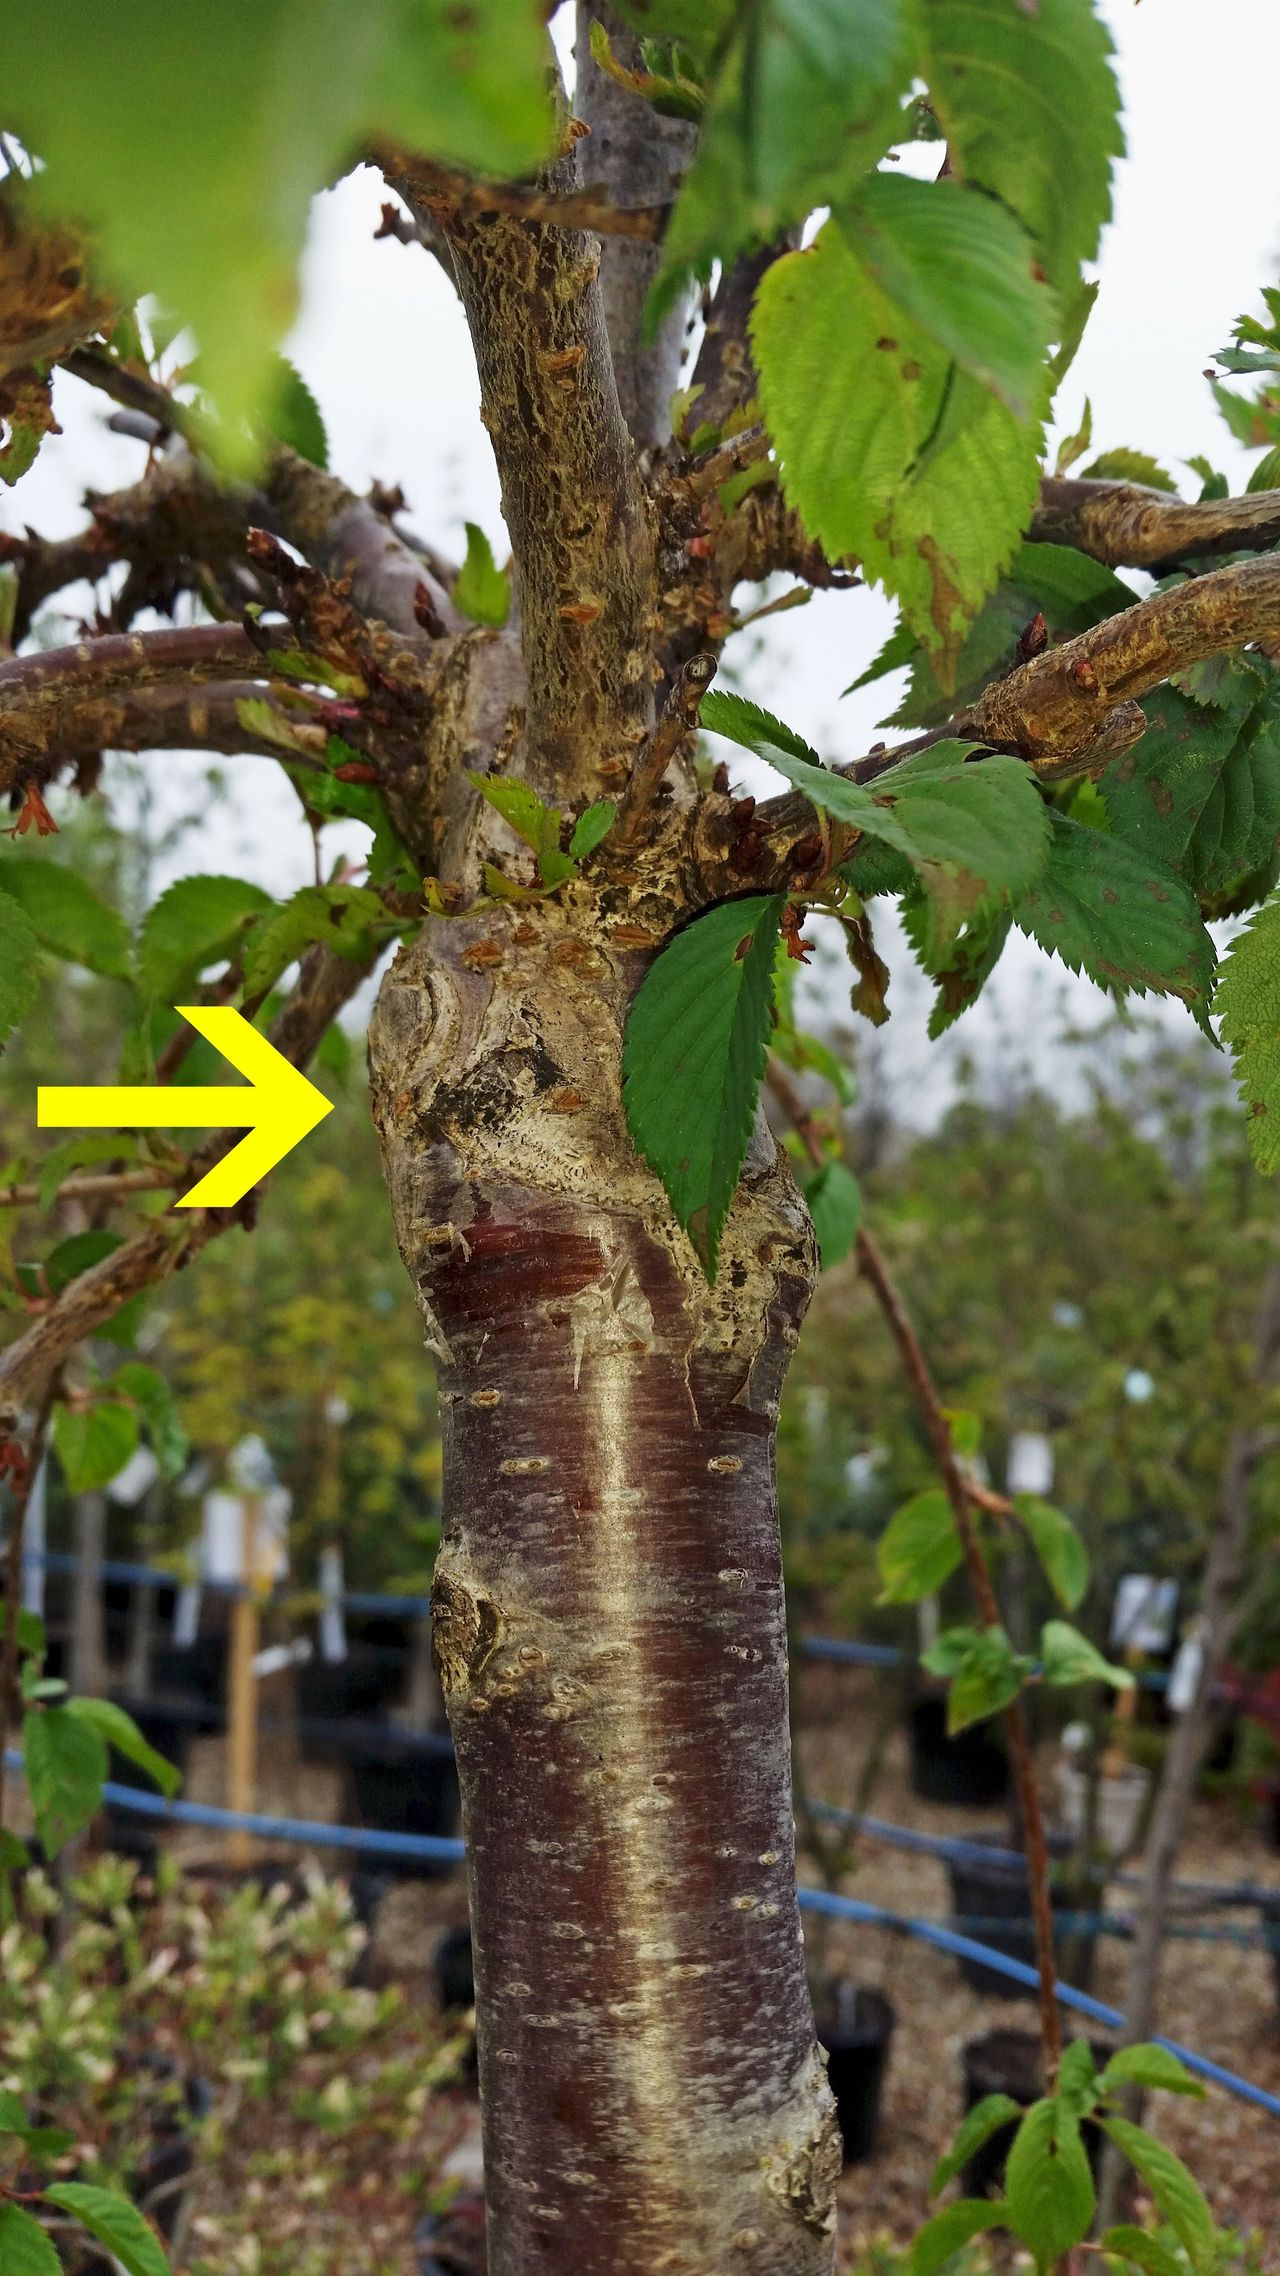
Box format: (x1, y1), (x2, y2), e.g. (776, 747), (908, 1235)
(5, 1753), (1277, 2118)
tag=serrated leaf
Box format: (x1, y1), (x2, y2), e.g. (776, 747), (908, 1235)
(0, 888), (42, 1044)
(1098, 2119), (1218, 2272)
(65, 1696), (181, 1799)
(0, 858), (131, 980)
(901, 894), (1012, 1036)
(242, 883), (391, 996)
(0, 2204), (60, 2276)
(468, 772), (557, 855)
(1099, 2045), (1205, 2101)
(42, 2183), (170, 2276)
(22, 1702), (108, 1854)
(454, 523), (510, 627)
(877, 1488), (962, 1603)
(1040, 1619), (1134, 1692)
(110, 1360), (189, 1480)
(52, 1399), (141, 1493)
(1215, 896), (1280, 1171)
(1100, 2225), (1189, 2276)
(1015, 1494), (1089, 1612)
(1006, 2097), (1096, 2265)
(4, 0), (551, 447)
(918, 0), (1123, 292)
(1101, 674), (1280, 906)
(139, 874), (274, 1003)
(837, 174), (1056, 422)
(946, 1625), (1028, 1733)
(909, 2198), (1010, 2276)
(753, 220), (1048, 668)
(930, 2093), (1022, 2197)
(1081, 449), (1177, 492)
(622, 893), (785, 1275)
(1014, 811), (1216, 1019)
(569, 801), (616, 861)
(266, 354), (327, 467)
(803, 1160), (861, 1269)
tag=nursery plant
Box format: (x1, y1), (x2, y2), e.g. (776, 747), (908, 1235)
(4, 3), (1280, 2270)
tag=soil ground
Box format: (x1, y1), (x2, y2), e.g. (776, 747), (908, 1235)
(117, 1667), (1280, 2272)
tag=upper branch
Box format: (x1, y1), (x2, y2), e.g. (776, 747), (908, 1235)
(384, 138), (657, 795)
(0, 623), (261, 786)
(1030, 477), (1280, 572)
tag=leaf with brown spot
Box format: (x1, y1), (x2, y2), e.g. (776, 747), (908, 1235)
(1015, 811), (1215, 1023)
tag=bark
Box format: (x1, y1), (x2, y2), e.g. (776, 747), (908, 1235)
(368, 892), (839, 2275)
(572, 4), (696, 451)
(69, 1492), (108, 1699)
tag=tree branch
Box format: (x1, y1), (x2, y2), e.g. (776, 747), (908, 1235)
(384, 135), (657, 796)
(371, 144), (670, 241)
(0, 1379), (56, 1840)
(573, 2), (698, 449)
(0, 943), (373, 1424)
(0, 623), (264, 789)
(1030, 476), (1280, 572)
(0, 1165), (179, 1211)
(614, 649), (716, 847)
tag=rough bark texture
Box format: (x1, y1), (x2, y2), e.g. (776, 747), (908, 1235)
(369, 882), (839, 2274)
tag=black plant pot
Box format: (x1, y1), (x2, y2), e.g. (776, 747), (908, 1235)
(814, 1984), (896, 2164)
(961, 2029), (1111, 2197)
(435, 1923), (476, 2012)
(296, 1647), (409, 1755)
(348, 1732), (461, 1880)
(415, 2189), (486, 2276)
(908, 1696), (1009, 1809)
(1260, 1895), (1280, 2022)
(149, 1636), (227, 1708)
(947, 1836), (1101, 1999)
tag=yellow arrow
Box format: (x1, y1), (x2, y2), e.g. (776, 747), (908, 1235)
(38, 1006), (333, 1211)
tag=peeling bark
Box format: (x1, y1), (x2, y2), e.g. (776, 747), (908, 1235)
(369, 889), (839, 2274)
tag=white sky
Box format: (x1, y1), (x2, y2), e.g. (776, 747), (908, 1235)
(5, 0), (1279, 1116)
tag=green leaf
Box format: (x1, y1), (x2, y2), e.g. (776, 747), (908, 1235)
(51, 1399), (141, 1494)
(1014, 1494), (1089, 1612)
(1098, 2045), (1205, 2101)
(265, 355), (328, 467)
(454, 523), (510, 628)
(877, 1488), (962, 1604)
(36, 1134), (137, 1212)
(1057, 2037), (1101, 2118)
(1100, 2225), (1190, 2276)
(622, 893), (785, 1276)
(901, 895), (1012, 1037)
(1081, 449), (1177, 492)
(880, 543), (1136, 731)
(0, 859), (131, 980)
(43, 1227), (122, 1293)
(753, 220), (1048, 669)
(946, 1625), (1029, 1733)
(921, 1623), (982, 1678)
(929, 2093), (1022, 2197)
(1101, 674), (1280, 907)
(241, 882), (391, 996)
(909, 2199), (1010, 2276)
(1005, 2097), (1096, 2266)
(65, 1697), (181, 1800)
(803, 1160), (862, 1269)
(1098, 2119), (1218, 2272)
(22, 1702), (108, 1855)
(468, 772), (558, 855)
(4, 0), (551, 445)
(611, 1), (737, 71)
(837, 174), (1056, 422)
(110, 1361), (189, 1481)
(918, 0), (1123, 292)
(42, 2183), (171, 2276)
(1014, 812), (1216, 1020)
(703, 693), (1051, 953)
(138, 874), (274, 1003)
(0, 2204), (60, 2276)
(0, 889), (42, 1045)
(3, 1604), (46, 1658)
(569, 801), (617, 862)
(1040, 1619), (1135, 1692)
(1215, 894), (1280, 1171)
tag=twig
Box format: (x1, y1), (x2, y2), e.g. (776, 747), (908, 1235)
(615, 651), (717, 848)
(60, 344), (204, 451)
(1031, 475), (1280, 573)
(375, 148), (670, 240)
(767, 1057), (1063, 2081)
(683, 422), (771, 502)
(0, 1381), (57, 1840)
(0, 1165), (179, 1211)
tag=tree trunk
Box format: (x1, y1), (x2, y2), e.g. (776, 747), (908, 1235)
(370, 906), (839, 2274)
(69, 1491), (108, 1699)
